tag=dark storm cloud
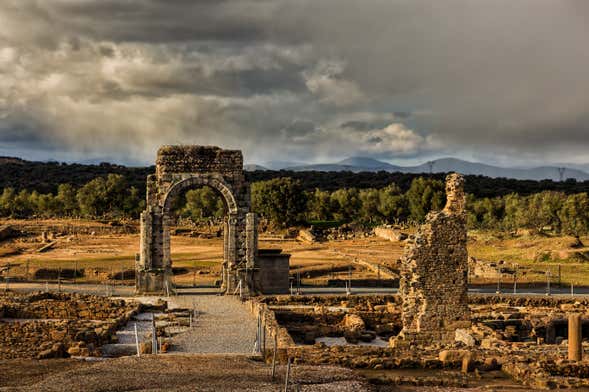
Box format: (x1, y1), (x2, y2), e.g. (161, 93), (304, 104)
(35, 0), (284, 44)
(0, 0), (588, 166)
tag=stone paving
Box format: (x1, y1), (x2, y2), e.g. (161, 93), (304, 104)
(166, 294), (258, 354)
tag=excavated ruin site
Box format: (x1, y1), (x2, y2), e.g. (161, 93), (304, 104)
(3, 173), (589, 390)
(253, 294), (589, 389)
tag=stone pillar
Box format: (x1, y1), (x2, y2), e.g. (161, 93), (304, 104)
(568, 314), (582, 361)
(137, 207), (170, 294)
(392, 173), (470, 347)
(225, 213), (238, 292)
(245, 212), (258, 268)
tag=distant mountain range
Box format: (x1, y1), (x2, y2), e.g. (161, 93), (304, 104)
(2, 154), (587, 182)
(245, 156), (589, 181)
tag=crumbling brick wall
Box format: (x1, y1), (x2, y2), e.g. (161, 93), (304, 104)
(394, 173), (470, 345)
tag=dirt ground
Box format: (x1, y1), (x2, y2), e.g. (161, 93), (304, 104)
(0, 355), (370, 391)
(0, 219), (393, 285)
(1, 219), (589, 286)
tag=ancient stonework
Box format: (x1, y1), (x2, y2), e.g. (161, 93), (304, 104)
(393, 173), (470, 346)
(136, 145), (257, 294)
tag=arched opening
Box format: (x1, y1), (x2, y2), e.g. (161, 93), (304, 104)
(164, 185), (228, 291)
(161, 176), (239, 293)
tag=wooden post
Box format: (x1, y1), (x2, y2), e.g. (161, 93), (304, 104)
(568, 314), (582, 361)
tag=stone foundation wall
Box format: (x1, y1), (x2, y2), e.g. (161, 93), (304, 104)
(0, 292), (140, 359)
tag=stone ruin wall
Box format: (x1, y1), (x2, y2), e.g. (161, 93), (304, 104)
(394, 173), (470, 346)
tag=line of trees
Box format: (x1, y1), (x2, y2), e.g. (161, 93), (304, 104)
(0, 174), (144, 219)
(468, 191), (589, 239)
(0, 174), (588, 239)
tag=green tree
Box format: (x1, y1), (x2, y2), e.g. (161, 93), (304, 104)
(182, 187), (225, 221)
(14, 189), (33, 218)
(251, 178), (308, 227)
(122, 186), (144, 218)
(405, 177), (445, 223)
(377, 188), (408, 223)
(307, 189), (333, 221)
(558, 193), (589, 242)
(56, 184), (79, 216)
(330, 188), (361, 222)
(77, 177), (107, 217)
(502, 193), (527, 231)
(359, 188), (381, 225)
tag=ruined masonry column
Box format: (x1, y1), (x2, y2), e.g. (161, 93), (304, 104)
(245, 212), (258, 268)
(568, 313), (582, 361)
(392, 172), (470, 347)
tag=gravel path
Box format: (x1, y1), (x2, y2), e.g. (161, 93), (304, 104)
(166, 295), (258, 354)
(0, 355), (371, 391)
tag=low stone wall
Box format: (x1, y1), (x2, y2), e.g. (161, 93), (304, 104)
(1, 292), (136, 320)
(245, 298), (294, 362)
(0, 292), (140, 359)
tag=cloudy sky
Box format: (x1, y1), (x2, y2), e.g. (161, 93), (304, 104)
(0, 0), (588, 168)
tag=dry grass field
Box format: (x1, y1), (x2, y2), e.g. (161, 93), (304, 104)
(1, 219), (589, 287)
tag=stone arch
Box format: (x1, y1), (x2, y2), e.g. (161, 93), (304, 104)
(136, 145), (258, 295)
(161, 175), (238, 215)
(160, 175), (239, 291)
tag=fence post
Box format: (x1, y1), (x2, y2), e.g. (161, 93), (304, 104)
(284, 357), (291, 392)
(571, 282), (575, 297)
(134, 323), (141, 357)
(271, 333), (278, 380)
(152, 314), (158, 355)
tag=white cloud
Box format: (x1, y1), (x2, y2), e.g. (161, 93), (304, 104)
(304, 60), (365, 107)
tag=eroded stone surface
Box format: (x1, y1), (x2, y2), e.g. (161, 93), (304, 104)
(394, 173), (470, 346)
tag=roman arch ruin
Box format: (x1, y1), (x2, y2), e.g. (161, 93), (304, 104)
(136, 145), (259, 294)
